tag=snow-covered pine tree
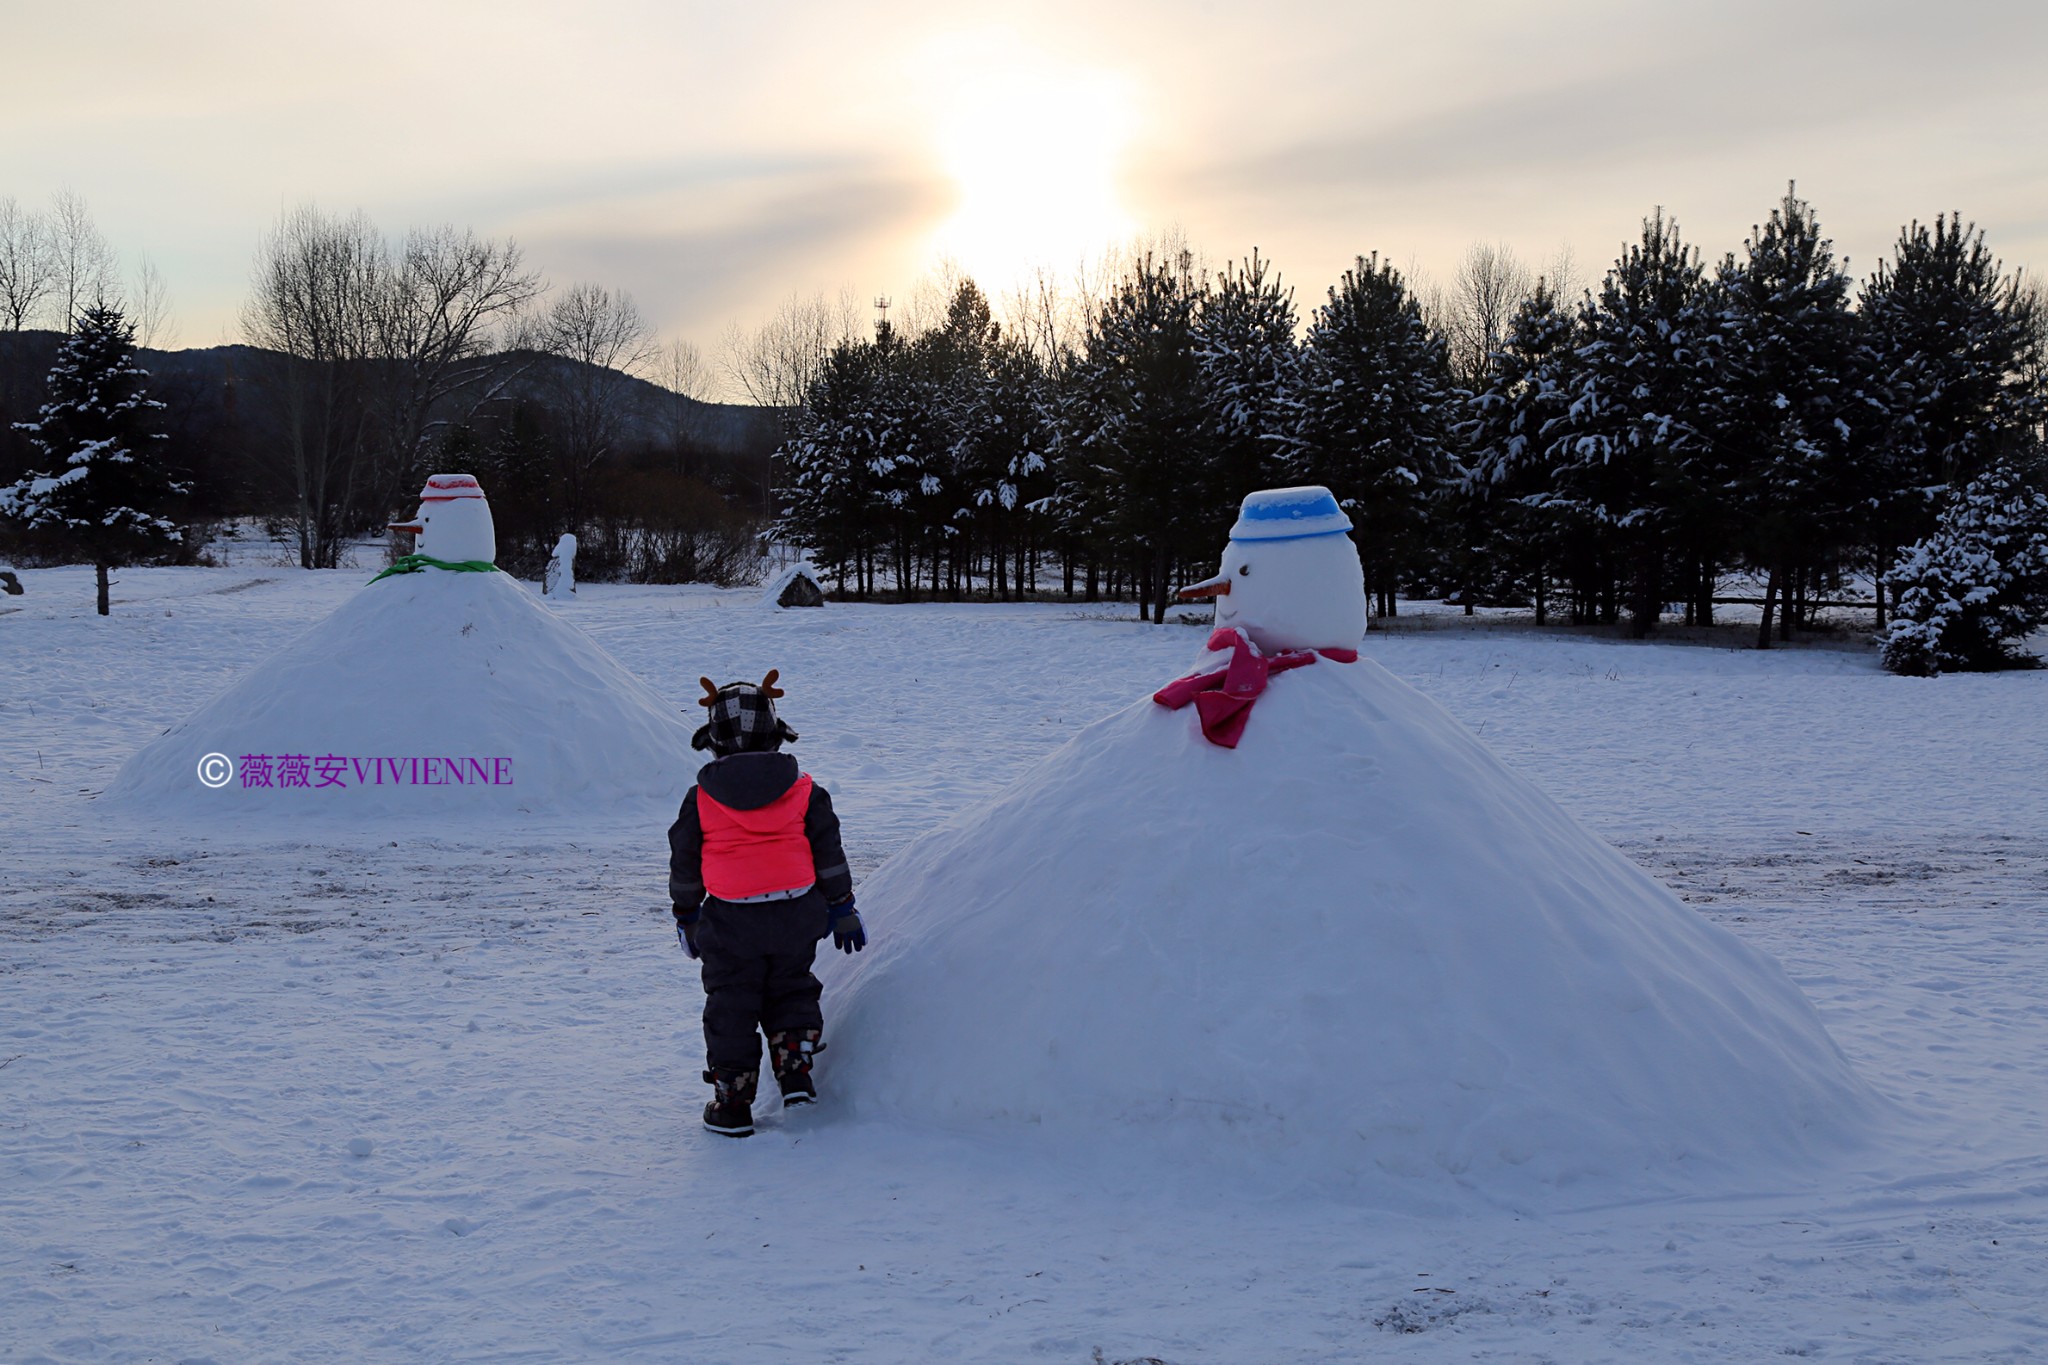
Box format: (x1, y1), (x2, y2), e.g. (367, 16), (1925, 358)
(1064, 249), (1212, 622)
(951, 334), (1053, 599)
(1541, 211), (1720, 636)
(1879, 460), (2048, 675)
(779, 338), (889, 596)
(1287, 253), (1455, 617)
(1458, 281), (1579, 621)
(1714, 186), (1862, 646)
(1860, 216), (2043, 590)
(1194, 251), (1299, 530)
(1, 304), (184, 614)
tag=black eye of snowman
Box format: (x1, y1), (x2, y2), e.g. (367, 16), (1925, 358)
(1237, 564), (1249, 576)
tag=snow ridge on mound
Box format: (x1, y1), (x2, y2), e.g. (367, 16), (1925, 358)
(105, 569), (695, 819)
(824, 653), (1875, 1202)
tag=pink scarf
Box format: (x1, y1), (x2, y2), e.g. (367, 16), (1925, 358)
(1152, 627), (1359, 748)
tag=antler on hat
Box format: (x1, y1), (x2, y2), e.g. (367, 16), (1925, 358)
(698, 677), (721, 708)
(761, 669), (784, 699)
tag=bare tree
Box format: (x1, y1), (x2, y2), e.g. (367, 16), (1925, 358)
(0, 196), (57, 331)
(132, 254), (174, 349)
(653, 336), (711, 476)
(720, 289), (860, 410)
(241, 205), (386, 568)
(540, 282), (655, 528)
(49, 190), (120, 329)
(1001, 264), (1089, 377)
(1443, 242), (1532, 385)
(1543, 243), (1585, 307)
(373, 223), (543, 496)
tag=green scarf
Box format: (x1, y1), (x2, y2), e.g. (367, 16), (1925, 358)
(368, 554), (500, 584)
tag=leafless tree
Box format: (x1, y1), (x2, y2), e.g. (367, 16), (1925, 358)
(540, 281), (655, 527)
(132, 254), (174, 349)
(1541, 243), (1585, 308)
(0, 196), (57, 331)
(373, 223), (543, 495)
(49, 190), (120, 329)
(1443, 242), (1533, 385)
(1001, 264), (1089, 377)
(241, 205), (386, 568)
(720, 288), (860, 410)
(652, 336), (711, 476)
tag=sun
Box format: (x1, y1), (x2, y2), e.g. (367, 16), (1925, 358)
(927, 52), (1136, 291)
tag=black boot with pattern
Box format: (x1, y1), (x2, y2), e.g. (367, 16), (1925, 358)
(765, 1029), (824, 1107)
(702, 1068), (758, 1137)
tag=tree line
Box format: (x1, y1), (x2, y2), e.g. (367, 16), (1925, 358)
(0, 197), (775, 590)
(777, 189), (2048, 668)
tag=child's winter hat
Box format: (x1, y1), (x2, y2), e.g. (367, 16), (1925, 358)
(693, 670), (800, 755)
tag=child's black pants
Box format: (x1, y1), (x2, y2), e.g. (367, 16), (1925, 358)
(696, 889), (830, 1072)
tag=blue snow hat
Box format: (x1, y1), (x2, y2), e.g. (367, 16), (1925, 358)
(1227, 485), (1353, 541)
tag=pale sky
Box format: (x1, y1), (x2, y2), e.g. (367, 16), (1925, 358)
(5, 0), (2044, 396)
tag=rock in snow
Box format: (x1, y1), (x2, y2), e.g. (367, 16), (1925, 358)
(104, 568), (694, 818)
(824, 650), (1876, 1202)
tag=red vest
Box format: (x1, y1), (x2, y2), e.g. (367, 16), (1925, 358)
(699, 774), (817, 901)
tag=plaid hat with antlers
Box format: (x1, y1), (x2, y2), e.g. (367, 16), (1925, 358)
(692, 670), (800, 755)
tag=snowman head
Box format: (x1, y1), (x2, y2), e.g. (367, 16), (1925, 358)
(389, 473), (497, 565)
(1178, 486), (1366, 653)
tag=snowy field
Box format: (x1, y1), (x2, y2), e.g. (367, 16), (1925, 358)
(4, 563), (2047, 1363)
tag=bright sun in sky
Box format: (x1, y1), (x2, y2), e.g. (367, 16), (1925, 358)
(926, 47), (1136, 293)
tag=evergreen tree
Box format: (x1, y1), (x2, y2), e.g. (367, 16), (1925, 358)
(779, 338), (889, 595)
(1714, 187), (1862, 646)
(953, 334), (1054, 599)
(1459, 281), (1580, 619)
(1194, 251), (1299, 529)
(1879, 460), (2048, 675)
(1288, 253), (1455, 617)
(1861, 216), (2044, 585)
(1542, 212), (1721, 635)
(1064, 250), (1212, 622)
(1, 305), (184, 614)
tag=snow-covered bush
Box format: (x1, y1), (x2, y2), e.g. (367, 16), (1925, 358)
(1879, 462), (2048, 675)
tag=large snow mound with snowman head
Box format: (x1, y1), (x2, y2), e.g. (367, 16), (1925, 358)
(105, 568), (695, 819)
(824, 653), (1875, 1202)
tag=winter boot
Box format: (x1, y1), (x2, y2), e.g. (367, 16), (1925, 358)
(702, 1068), (758, 1137)
(765, 1029), (824, 1106)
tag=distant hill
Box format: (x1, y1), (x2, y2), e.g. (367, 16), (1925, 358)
(1, 330), (787, 461)
(140, 340), (789, 459)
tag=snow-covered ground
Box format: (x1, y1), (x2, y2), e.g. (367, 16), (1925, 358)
(4, 564), (2046, 1363)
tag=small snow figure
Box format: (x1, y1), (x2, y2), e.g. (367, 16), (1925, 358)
(386, 473), (497, 567)
(668, 669), (860, 1137)
(1157, 486), (1366, 747)
(543, 533), (578, 599)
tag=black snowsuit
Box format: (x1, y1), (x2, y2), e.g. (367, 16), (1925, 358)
(668, 751), (853, 1073)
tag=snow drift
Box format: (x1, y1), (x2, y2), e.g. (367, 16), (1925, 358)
(824, 652), (1875, 1201)
(105, 569), (695, 818)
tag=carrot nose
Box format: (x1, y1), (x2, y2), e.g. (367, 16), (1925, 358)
(389, 521), (424, 536)
(1177, 575), (1231, 602)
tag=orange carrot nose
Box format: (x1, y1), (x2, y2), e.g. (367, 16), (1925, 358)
(1177, 575), (1231, 602)
(389, 521), (424, 536)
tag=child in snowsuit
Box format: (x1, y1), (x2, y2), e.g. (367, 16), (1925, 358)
(669, 670), (864, 1138)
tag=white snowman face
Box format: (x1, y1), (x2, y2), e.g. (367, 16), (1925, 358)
(390, 474), (497, 565)
(1208, 532), (1367, 654)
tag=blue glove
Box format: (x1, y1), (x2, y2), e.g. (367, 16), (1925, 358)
(827, 897), (865, 954)
(675, 909), (700, 959)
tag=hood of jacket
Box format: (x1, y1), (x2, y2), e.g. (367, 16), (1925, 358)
(697, 750), (802, 813)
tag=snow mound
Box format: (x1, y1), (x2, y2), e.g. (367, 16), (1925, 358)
(757, 560), (825, 609)
(105, 569), (694, 819)
(824, 654), (1875, 1201)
